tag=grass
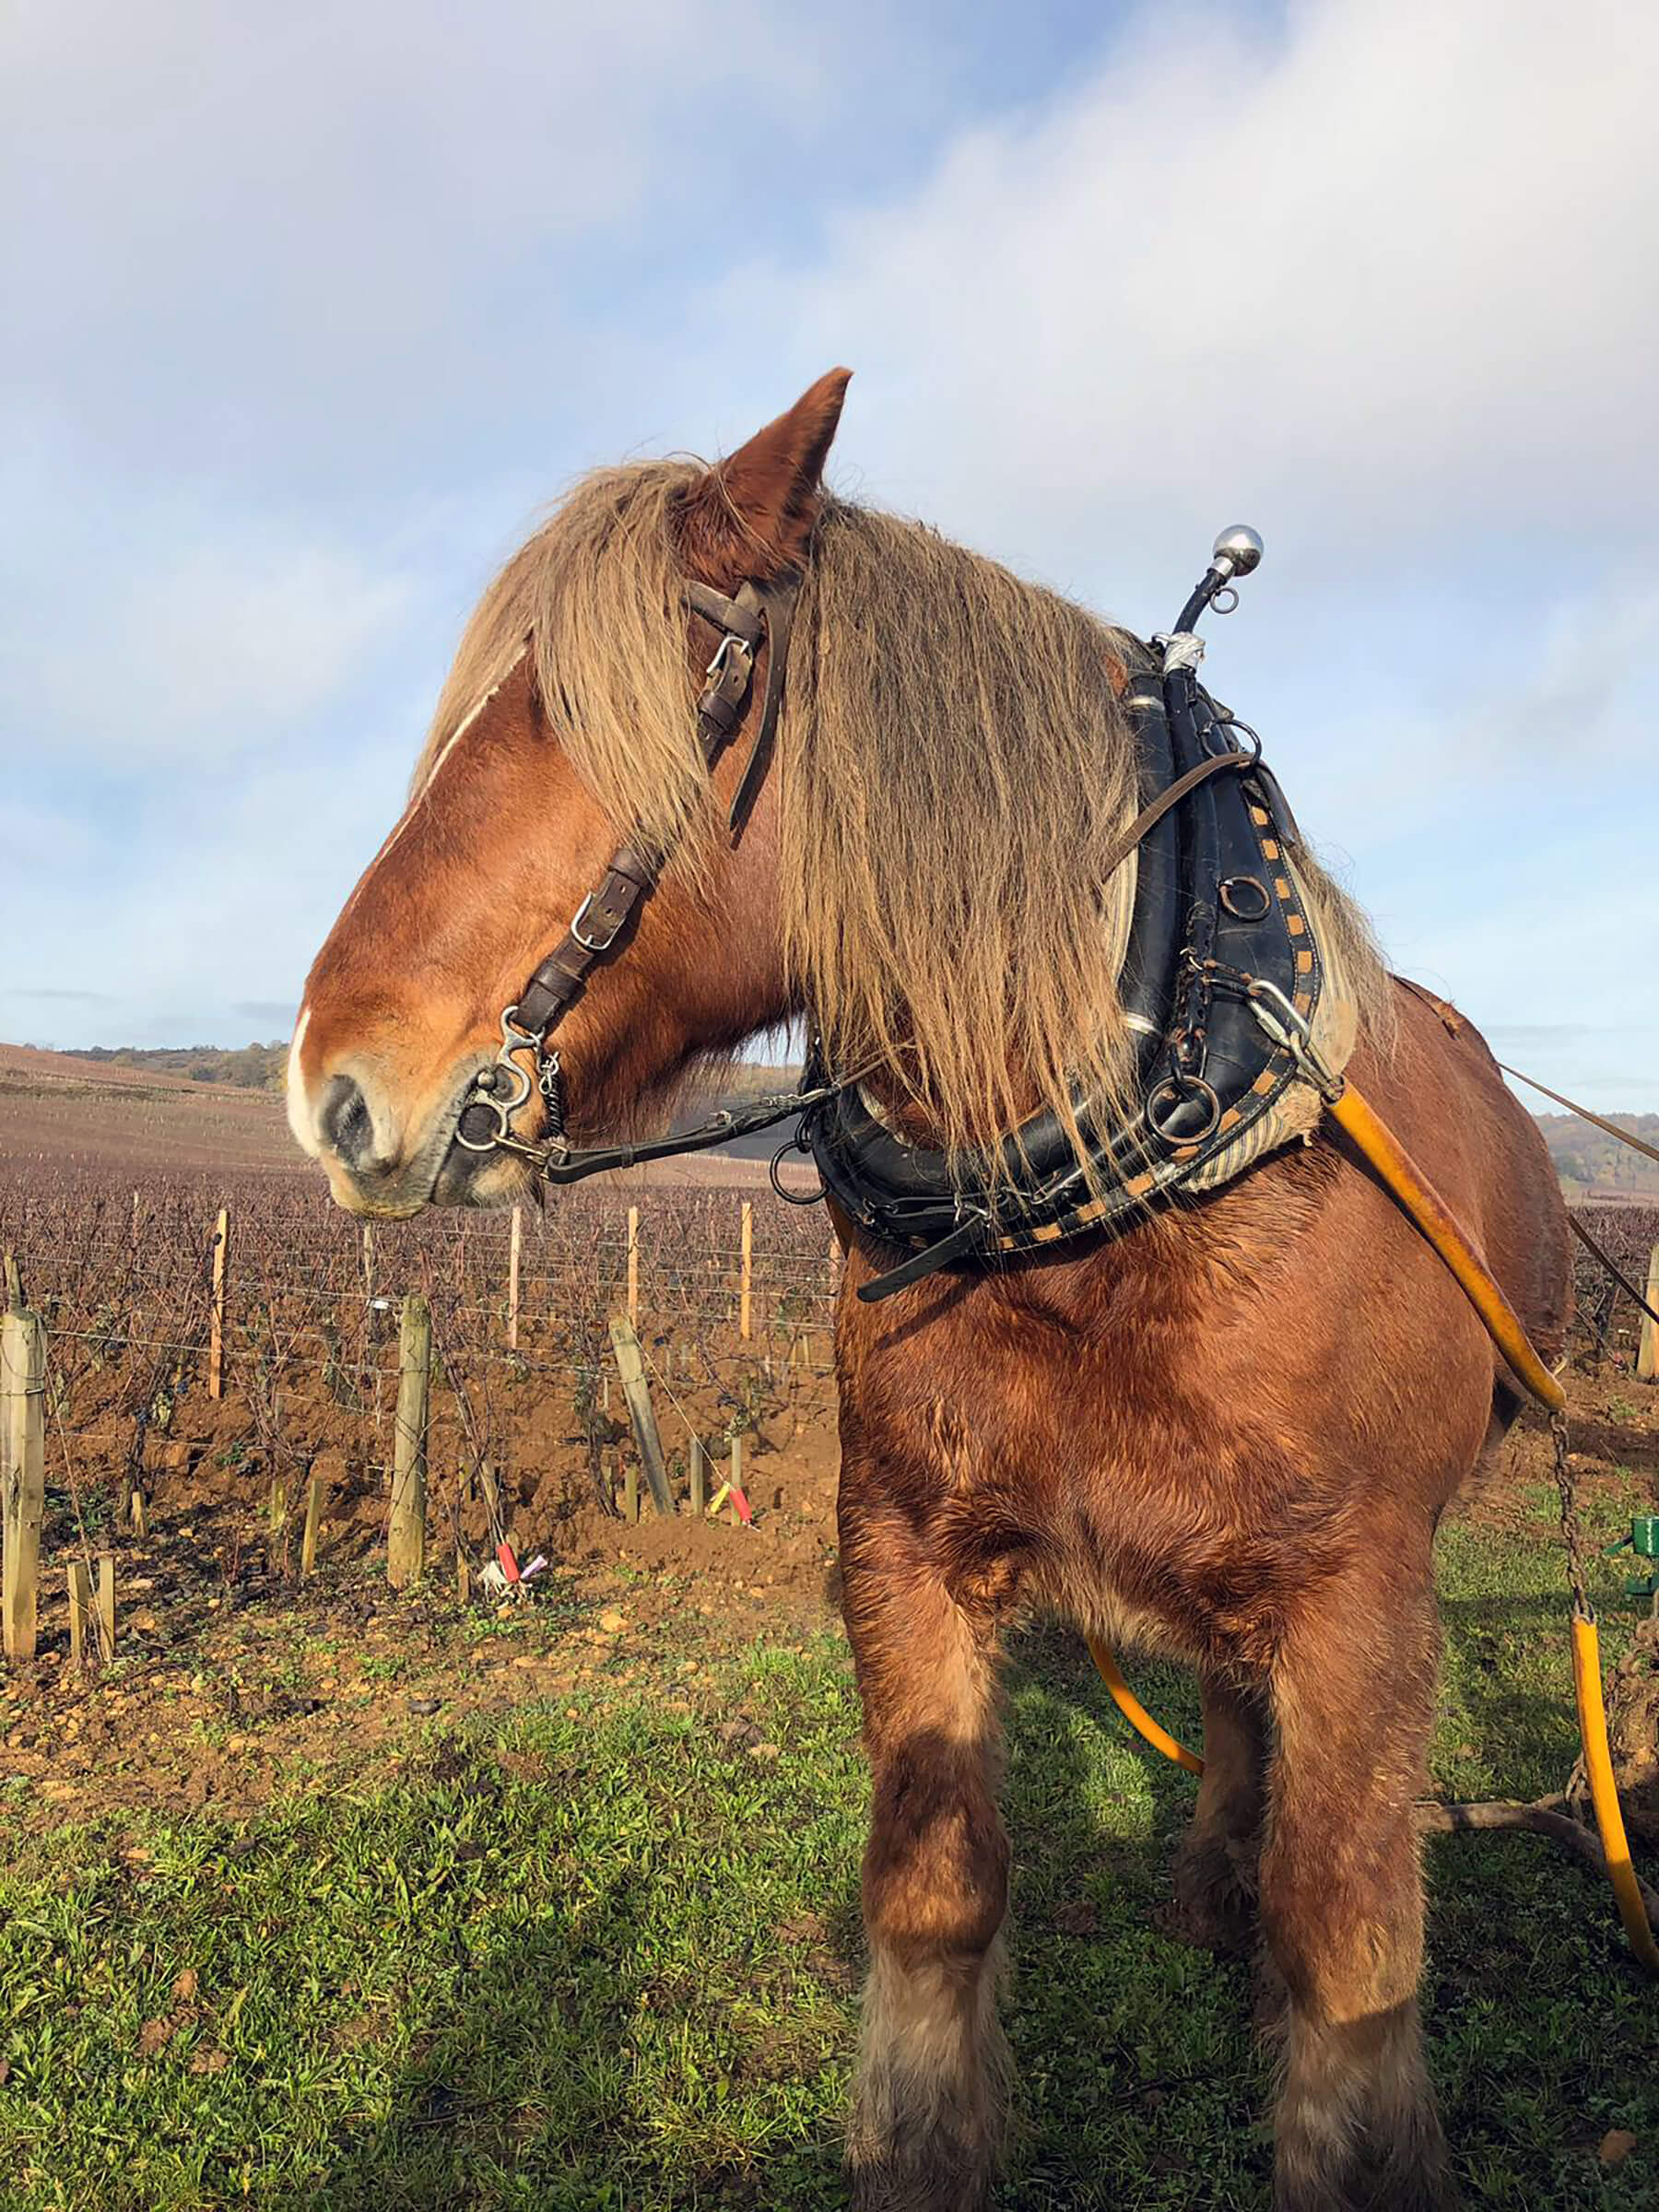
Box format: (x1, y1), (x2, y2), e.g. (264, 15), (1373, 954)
(0, 1512), (1653, 2209)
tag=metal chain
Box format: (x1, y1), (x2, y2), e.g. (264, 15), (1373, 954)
(1550, 1408), (1592, 1620)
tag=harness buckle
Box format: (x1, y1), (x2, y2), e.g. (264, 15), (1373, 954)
(571, 891), (623, 953)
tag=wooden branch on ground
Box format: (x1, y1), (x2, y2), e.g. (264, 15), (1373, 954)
(1416, 1796), (1659, 1924)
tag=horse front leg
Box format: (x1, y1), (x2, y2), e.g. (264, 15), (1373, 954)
(841, 1506), (1011, 2212)
(1168, 1673), (1268, 1954)
(1263, 1555), (1453, 2212)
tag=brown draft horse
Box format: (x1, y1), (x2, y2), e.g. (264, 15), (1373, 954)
(288, 372), (1571, 2210)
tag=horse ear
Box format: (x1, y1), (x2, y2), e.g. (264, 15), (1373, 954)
(689, 368), (852, 576)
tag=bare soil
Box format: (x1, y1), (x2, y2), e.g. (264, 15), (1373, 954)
(8, 1332), (1656, 1843)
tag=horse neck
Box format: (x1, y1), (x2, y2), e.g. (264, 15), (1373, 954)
(566, 800), (799, 1139)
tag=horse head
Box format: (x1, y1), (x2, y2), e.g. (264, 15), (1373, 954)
(287, 371), (851, 1216)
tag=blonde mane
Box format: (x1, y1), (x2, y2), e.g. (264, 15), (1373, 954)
(418, 462), (1391, 1163)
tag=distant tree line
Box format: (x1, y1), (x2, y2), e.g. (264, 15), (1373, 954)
(65, 1042), (288, 1091)
(1535, 1111), (1659, 1197)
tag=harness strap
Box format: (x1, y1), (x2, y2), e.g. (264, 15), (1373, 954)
(512, 845), (659, 1038)
(458, 569), (806, 1159)
(1094, 747), (1256, 886)
(1566, 1210), (1659, 1331)
(1497, 1062), (1659, 1169)
(686, 579), (767, 649)
(726, 579), (795, 835)
(516, 576), (798, 1038)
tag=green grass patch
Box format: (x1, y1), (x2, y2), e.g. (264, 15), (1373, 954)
(0, 1514), (1653, 2208)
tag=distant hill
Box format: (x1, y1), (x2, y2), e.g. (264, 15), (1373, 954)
(59, 1041), (288, 1089)
(1534, 1110), (1659, 1200)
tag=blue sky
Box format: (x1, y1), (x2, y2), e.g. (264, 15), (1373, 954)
(4, 0), (1655, 1106)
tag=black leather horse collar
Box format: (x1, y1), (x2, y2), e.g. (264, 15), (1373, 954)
(801, 629), (1324, 1299)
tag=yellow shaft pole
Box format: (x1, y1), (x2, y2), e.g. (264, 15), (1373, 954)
(1328, 1084), (1565, 1413)
(1571, 1613), (1659, 1972)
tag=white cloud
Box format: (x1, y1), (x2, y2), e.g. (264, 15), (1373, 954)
(3, 0), (1654, 1112)
(6, 502), (414, 768)
(0, 724), (418, 1049)
(741, 0), (1659, 585)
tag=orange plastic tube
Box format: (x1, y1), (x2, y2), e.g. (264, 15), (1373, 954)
(1087, 1635), (1204, 1774)
(1571, 1612), (1659, 1972)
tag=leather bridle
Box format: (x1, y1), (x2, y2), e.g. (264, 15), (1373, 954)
(452, 571), (843, 1182)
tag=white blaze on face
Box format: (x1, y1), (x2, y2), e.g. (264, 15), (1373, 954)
(286, 1006), (320, 1156)
(288, 653), (524, 1169)
(335, 653), (528, 928)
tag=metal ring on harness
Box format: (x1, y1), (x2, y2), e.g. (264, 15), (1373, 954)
(454, 1012), (539, 1151)
(771, 1131), (828, 1206)
(1219, 874), (1271, 920)
(1145, 1073), (1222, 1146)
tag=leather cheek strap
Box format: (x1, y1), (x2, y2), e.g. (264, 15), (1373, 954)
(511, 575), (799, 1039)
(513, 843), (656, 1036)
(726, 581), (794, 836)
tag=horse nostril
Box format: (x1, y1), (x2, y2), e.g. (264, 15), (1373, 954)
(319, 1075), (376, 1168)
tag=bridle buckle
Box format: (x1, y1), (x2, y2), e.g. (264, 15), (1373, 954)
(705, 630), (752, 682)
(571, 891), (622, 954)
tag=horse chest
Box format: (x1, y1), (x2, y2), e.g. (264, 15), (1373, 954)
(847, 1308), (1314, 1669)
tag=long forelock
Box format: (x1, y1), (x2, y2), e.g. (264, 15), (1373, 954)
(413, 461), (713, 862)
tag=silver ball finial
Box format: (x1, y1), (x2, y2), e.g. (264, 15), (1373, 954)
(1210, 524), (1264, 579)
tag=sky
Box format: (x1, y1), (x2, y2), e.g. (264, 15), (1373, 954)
(4, 0), (1656, 1107)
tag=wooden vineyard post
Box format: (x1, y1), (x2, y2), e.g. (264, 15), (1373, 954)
(300, 1472), (324, 1577)
(689, 1435), (707, 1516)
(97, 1550), (115, 1656)
(388, 1293), (430, 1588)
(740, 1203), (753, 1341)
(1639, 1242), (1659, 1383)
(507, 1206), (523, 1349)
(67, 1560), (90, 1671)
(3, 1252), (22, 1312)
(2, 1307), (45, 1663)
(361, 1223), (375, 1299)
(607, 1317), (672, 1514)
(623, 1458), (640, 1525)
(627, 1206), (640, 1329)
(729, 1433), (744, 1524)
(207, 1206), (229, 1400)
